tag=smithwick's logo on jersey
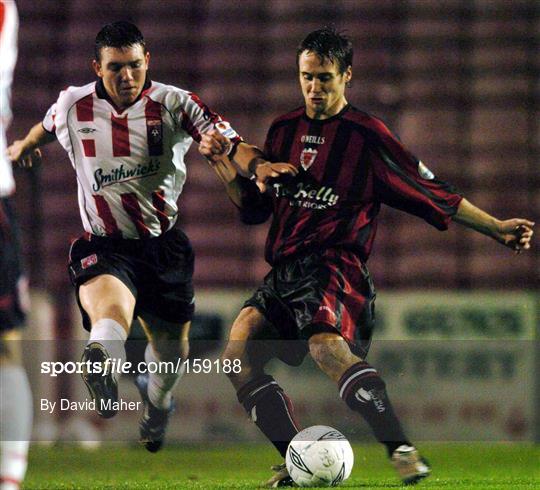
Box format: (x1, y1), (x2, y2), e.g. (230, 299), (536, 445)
(273, 181), (340, 209)
(92, 160), (161, 191)
(300, 148), (318, 170)
(78, 127), (97, 134)
(81, 254), (98, 269)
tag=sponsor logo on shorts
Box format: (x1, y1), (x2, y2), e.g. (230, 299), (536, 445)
(318, 305), (335, 318)
(81, 254), (98, 269)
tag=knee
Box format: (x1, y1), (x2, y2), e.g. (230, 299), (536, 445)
(220, 343), (252, 383)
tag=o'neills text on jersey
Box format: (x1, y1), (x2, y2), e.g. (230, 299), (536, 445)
(273, 181), (340, 209)
(301, 135), (325, 145)
(92, 160), (161, 191)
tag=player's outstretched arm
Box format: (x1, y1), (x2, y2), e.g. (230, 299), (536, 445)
(7, 122), (55, 168)
(452, 198), (534, 253)
(198, 129), (297, 192)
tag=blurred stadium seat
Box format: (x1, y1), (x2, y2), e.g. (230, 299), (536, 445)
(9, 0), (538, 298)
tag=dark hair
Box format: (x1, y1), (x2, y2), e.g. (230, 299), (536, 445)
(94, 21), (146, 61)
(296, 27), (353, 74)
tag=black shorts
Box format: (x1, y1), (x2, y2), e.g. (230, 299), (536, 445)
(244, 249), (376, 365)
(0, 197), (27, 331)
(68, 228), (195, 331)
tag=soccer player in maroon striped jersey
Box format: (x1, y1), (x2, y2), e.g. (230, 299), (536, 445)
(200, 27), (534, 486)
(8, 21), (295, 454)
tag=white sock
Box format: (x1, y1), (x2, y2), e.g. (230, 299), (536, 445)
(1, 365), (32, 489)
(88, 319), (127, 381)
(144, 343), (185, 410)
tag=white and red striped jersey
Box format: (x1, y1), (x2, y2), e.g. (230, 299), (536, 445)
(0, 0), (18, 197)
(42, 79), (240, 238)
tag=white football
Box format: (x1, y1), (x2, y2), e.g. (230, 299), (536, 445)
(285, 425), (354, 487)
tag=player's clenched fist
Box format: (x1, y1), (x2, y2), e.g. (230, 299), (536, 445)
(198, 129), (231, 163)
(199, 129), (298, 193)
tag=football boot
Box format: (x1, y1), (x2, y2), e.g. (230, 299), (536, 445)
(134, 372), (174, 453)
(391, 445), (431, 485)
(80, 342), (118, 419)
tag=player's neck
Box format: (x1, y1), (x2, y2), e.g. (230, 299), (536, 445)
(306, 98), (349, 120)
(96, 78), (151, 112)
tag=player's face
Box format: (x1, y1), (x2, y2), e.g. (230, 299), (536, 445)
(298, 50), (352, 120)
(93, 44), (150, 110)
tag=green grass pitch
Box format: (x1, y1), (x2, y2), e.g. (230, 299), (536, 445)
(24, 442), (539, 489)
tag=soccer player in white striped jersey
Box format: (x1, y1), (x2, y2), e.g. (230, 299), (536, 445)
(0, 2), (33, 489)
(8, 21), (296, 452)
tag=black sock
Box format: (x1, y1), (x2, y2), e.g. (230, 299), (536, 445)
(237, 375), (300, 457)
(339, 361), (411, 457)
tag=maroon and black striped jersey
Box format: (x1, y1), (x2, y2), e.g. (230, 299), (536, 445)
(261, 104), (463, 265)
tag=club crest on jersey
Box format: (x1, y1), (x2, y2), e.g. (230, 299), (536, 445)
(81, 254), (98, 269)
(147, 120), (162, 143)
(300, 148), (318, 170)
(146, 119), (163, 156)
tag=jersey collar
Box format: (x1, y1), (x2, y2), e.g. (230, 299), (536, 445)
(95, 77), (153, 113)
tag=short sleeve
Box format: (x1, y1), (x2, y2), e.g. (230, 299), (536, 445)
(42, 102), (57, 134)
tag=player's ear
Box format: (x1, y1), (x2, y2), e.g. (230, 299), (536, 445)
(93, 59), (103, 78)
(344, 66), (352, 84)
(145, 51), (150, 67)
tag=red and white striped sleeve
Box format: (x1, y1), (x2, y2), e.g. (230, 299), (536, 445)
(179, 91), (242, 144)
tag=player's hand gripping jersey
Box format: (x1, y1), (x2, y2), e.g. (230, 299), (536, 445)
(42, 80), (240, 238)
(258, 105), (463, 264)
